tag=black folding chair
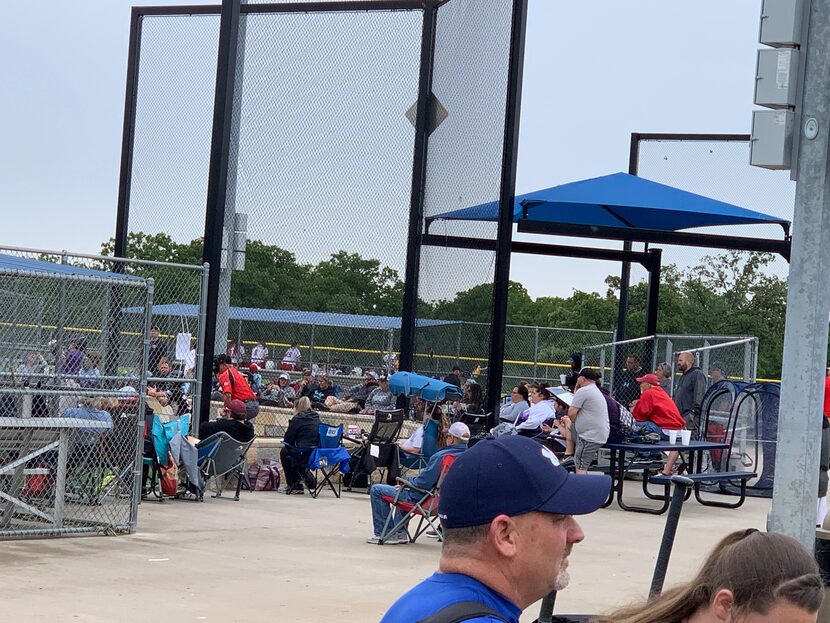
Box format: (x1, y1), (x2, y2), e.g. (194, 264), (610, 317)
(459, 412), (489, 438)
(345, 409), (404, 491)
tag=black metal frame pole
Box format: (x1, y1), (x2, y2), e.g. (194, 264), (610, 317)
(486, 0), (528, 423)
(615, 133), (640, 343)
(114, 9), (142, 260)
(650, 476), (693, 596)
(199, 0), (243, 426)
(398, 1), (438, 373)
(644, 248), (662, 336)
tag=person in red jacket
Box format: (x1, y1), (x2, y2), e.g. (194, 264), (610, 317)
(631, 373), (685, 476)
(214, 354), (260, 420)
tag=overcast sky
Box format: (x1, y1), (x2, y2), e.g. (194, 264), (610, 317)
(0, 0), (795, 300)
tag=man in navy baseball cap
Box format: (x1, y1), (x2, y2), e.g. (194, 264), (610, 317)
(380, 436), (611, 623)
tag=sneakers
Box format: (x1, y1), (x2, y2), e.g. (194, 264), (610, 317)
(367, 534), (409, 545)
(426, 529), (442, 539)
(285, 484), (305, 495)
(559, 455), (575, 468)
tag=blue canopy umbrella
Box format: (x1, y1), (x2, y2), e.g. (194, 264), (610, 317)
(430, 172), (789, 233)
(389, 371), (462, 402)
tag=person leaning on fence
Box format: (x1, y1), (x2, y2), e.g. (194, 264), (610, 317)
(280, 396), (321, 495)
(214, 354), (260, 420)
(361, 374), (397, 414)
(673, 351), (708, 433)
(368, 421), (471, 545)
(593, 529), (822, 623)
(190, 398), (254, 445)
(380, 435), (611, 623)
(325, 370), (379, 413)
(630, 373), (685, 476)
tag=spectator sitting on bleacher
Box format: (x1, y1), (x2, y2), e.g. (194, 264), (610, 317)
(78, 355), (102, 388)
(368, 421), (470, 545)
(453, 380), (484, 415)
(631, 373), (685, 476)
(260, 373), (295, 408)
(248, 364), (263, 393)
(499, 384), (529, 423)
(60, 396), (113, 446)
(514, 383), (556, 435)
(555, 368), (609, 474)
(325, 370), (379, 413)
(280, 397), (320, 495)
(297, 369), (317, 397)
(361, 375), (396, 414)
(308, 375), (336, 406)
(190, 398), (254, 444)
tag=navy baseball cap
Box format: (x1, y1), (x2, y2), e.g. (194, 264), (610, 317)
(438, 436), (611, 529)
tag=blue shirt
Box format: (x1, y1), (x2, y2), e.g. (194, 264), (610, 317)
(407, 444), (467, 491)
(380, 572), (521, 623)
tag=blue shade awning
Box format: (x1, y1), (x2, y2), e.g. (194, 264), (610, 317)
(430, 173), (790, 232)
(121, 304), (456, 331)
(388, 371), (462, 401)
(0, 253), (141, 280)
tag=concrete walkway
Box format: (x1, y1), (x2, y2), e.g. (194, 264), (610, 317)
(1, 486), (770, 622)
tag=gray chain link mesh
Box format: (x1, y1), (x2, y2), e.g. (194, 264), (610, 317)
(0, 250), (155, 538)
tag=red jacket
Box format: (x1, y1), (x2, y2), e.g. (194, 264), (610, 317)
(824, 376), (830, 420)
(633, 386), (685, 430)
(218, 366), (256, 402)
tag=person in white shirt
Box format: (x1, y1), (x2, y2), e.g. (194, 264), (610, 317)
(281, 342), (302, 370)
(515, 383), (556, 434)
(499, 384), (530, 423)
(251, 342), (269, 366)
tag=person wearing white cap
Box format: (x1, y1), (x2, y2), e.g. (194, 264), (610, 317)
(367, 421), (470, 545)
(325, 370), (379, 413)
(260, 372), (295, 408)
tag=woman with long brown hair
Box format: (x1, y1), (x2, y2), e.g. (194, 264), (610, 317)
(594, 529), (823, 623)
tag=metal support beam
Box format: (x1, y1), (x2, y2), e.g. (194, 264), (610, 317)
(399, 2), (438, 373)
(770, 0), (830, 550)
(616, 133), (641, 344)
(517, 220), (792, 260)
(486, 0), (528, 424)
(644, 248), (662, 336)
(199, 0), (243, 426)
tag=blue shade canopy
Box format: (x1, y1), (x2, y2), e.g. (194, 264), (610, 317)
(0, 253), (141, 280)
(121, 303), (456, 331)
(389, 371), (463, 401)
(431, 173), (790, 232)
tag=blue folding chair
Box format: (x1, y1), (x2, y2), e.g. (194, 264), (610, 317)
(400, 418), (441, 475)
(309, 424), (351, 498)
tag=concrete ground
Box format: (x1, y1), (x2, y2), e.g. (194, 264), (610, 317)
(1, 485), (770, 623)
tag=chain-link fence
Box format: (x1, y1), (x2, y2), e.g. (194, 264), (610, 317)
(0, 251), (153, 538)
(582, 334), (758, 398)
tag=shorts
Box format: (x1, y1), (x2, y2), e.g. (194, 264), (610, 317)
(574, 437), (603, 470)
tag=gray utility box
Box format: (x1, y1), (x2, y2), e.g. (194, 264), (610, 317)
(750, 110), (794, 170)
(755, 48), (799, 108)
(760, 0), (804, 47)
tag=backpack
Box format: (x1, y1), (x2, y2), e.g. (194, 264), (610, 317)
(247, 460), (281, 491)
(415, 601), (509, 623)
(618, 404), (635, 435)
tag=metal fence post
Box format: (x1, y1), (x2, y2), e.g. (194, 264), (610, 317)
(130, 277), (154, 532)
(192, 263), (210, 436)
(309, 324), (315, 367)
(533, 326), (539, 380)
(701, 339), (711, 378)
(744, 339), (753, 383)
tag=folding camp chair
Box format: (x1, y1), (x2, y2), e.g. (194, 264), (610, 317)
(399, 417), (441, 477)
(377, 453), (457, 544)
(193, 432), (254, 501)
(308, 424), (351, 498)
(459, 412), (488, 438)
(345, 408), (404, 491)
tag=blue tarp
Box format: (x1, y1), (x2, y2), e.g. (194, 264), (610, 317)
(389, 371), (462, 402)
(121, 303), (456, 331)
(431, 172), (789, 232)
(0, 252), (141, 280)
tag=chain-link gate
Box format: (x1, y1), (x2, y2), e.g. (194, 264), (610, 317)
(0, 251), (153, 538)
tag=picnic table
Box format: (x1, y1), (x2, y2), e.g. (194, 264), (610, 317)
(602, 439), (732, 514)
(0, 417), (112, 528)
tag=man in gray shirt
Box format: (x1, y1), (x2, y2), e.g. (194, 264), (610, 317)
(558, 368), (609, 474)
(673, 351), (708, 434)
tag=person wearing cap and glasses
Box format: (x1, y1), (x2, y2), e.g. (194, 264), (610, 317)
(380, 435), (610, 622)
(325, 370), (379, 413)
(361, 375), (397, 415)
(368, 422), (471, 546)
(260, 372), (295, 408)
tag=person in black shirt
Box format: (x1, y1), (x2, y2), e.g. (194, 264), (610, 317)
(280, 397), (321, 494)
(563, 352), (583, 391)
(194, 399), (254, 443)
(443, 365), (464, 388)
(146, 326), (168, 374)
(614, 354), (643, 407)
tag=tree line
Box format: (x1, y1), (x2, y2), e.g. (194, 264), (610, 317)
(104, 233), (789, 377)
